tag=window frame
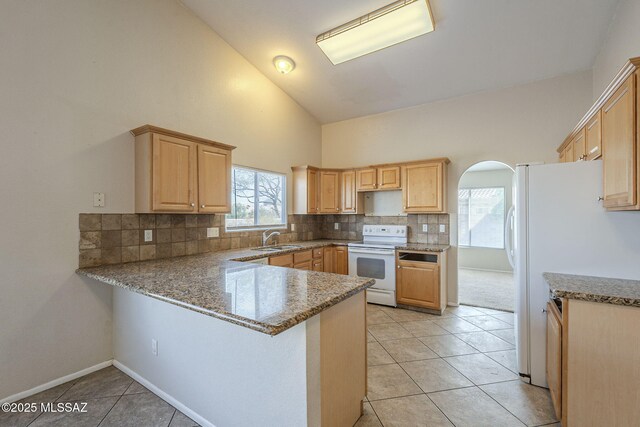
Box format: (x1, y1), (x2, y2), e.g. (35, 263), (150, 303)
(225, 165), (288, 232)
(458, 186), (506, 250)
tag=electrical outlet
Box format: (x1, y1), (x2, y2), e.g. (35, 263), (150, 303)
(144, 230), (153, 242)
(151, 338), (158, 356)
(422, 224), (429, 233)
(439, 224), (446, 233)
(207, 227), (219, 238)
(290, 223), (296, 231)
(334, 223), (340, 230)
(93, 192), (105, 207)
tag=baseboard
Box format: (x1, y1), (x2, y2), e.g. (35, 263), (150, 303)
(1, 360), (113, 404)
(112, 360), (215, 427)
(458, 267), (513, 274)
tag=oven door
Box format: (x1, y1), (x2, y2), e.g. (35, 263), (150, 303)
(348, 247), (397, 306)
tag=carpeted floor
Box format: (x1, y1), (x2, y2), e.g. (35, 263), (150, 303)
(458, 268), (515, 312)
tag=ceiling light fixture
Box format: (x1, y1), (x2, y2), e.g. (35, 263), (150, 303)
(273, 55), (296, 74)
(316, 0), (435, 65)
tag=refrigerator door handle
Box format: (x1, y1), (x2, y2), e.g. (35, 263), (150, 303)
(505, 205), (515, 269)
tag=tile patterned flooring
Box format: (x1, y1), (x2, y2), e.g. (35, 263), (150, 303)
(1, 304), (557, 427)
(357, 304), (559, 427)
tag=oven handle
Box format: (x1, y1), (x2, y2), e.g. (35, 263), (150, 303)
(348, 248), (396, 256)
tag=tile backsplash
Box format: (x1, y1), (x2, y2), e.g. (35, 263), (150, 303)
(78, 213), (449, 268)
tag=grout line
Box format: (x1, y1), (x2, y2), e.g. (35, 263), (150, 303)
(97, 393), (125, 427)
(167, 408), (177, 427)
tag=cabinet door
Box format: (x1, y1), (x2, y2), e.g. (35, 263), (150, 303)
(546, 302), (562, 421)
(197, 145), (231, 213)
(356, 168), (377, 191)
(396, 262), (439, 309)
(152, 134), (197, 212)
(586, 110), (602, 160)
(269, 254), (293, 268)
(378, 166), (401, 189)
(335, 246), (348, 275)
(564, 143), (574, 164)
(402, 162), (445, 213)
(559, 150), (566, 163)
(571, 128), (587, 161)
(307, 169), (319, 214)
(319, 171), (341, 213)
(323, 246), (335, 273)
(602, 75), (636, 209)
(341, 170), (357, 213)
(294, 260), (312, 271)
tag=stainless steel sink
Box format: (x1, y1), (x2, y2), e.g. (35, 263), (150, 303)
(252, 245), (302, 252)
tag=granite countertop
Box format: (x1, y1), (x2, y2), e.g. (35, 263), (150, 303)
(395, 243), (450, 252)
(544, 272), (640, 308)
(77, 240), (374, 336)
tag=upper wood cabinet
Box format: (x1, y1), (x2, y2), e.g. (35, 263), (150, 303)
(377, 166), (401, 190)
(602, 74), (637, 209)
(132, 125), (235, 214)
(571, 128), (587, 162)
(292, 166), (320, 214)
(356, 168), (377, 191)
(319, 171), (341, 213)
(402, 160), (448, 213)
(586, 110), (602, 160)
(341, 170), (363, 214)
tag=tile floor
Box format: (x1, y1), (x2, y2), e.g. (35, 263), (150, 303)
(0, 367), (198, 427)
(1, 304), (557, 427)
(357, 304), (559, 427)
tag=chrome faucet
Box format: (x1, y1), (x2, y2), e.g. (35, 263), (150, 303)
(262, 229), (281, 246)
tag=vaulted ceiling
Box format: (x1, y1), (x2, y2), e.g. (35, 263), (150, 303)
(183, 0), (620, 123)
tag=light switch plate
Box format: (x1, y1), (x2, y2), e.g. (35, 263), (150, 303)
(422, 224), (429, 232)
(144, 230), (153, 242)
(207, 227), (219, 238)
(93, 192), (105, 207)
(334, 223), (340, 230)
(290, 224), (296, 231)
(151, 338), (158, 356)
(439, 224), (446, 233)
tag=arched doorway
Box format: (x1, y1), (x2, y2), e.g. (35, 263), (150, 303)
(457, 161), (515, 312)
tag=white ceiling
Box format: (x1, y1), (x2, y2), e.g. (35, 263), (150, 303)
(183, 0), (619, 124)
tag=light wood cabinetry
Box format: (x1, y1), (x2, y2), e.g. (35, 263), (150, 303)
(341, 170), (364, 214)
(319, 171), (341, 213)
(571, 128), (587, 162)
(292, 166), (320, 214)
(323, 246), (335, 273)
(396, 251), (447, 313)
(546, 301), (562, 421)
(602, 74), (637, 209)
(132, 125), (235, 214)
(335, 246), (348, 275)
(356, 168), (377, 191)
(377, 166), (401, 189)
(312, 248), (324, 272)
(585, 111), (602, 160)
(269, 254), (294, 268)
(402, 160), (448, 213)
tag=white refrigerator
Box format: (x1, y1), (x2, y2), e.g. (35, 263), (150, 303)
(511, 160), (640, 387)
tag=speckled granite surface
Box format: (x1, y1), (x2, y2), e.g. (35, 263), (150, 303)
(395, 243), (450, 252)
(544, 273), (640, 307)
(77, 240), (373, 335)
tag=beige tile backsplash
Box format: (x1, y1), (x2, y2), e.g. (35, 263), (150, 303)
(78, 213), (449, 268)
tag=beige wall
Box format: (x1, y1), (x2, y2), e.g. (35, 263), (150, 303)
(592, 0), (640, 97)
(0, 0), (320, 400)
(322, 71), (593, 303)
(458, 168), (514, 273)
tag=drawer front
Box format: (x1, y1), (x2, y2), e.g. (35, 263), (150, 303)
(312, 248), (323, 259)
(295, 260), (312, 271)
(269, 254), (293, 267)
(312, 260), (324, 271)
(294, 250), (312, 264)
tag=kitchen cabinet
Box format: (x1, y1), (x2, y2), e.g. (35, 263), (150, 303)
(340, 170), (364, 214)
(559, 150), (566, 163)
(571, 128), (587, 161)
(395, 251), (447, 313)
(356, 168), (377, 191)
(292, 166), (320, 214)
(269, 254), (294, 268)
(312, 248), (324, 271)
(323, 246), (335, 273)
(585, 111), (602, 160)
(377, 166), (401, 189)
(602, 74), (637, 209)
(402, 160), (448, 213)
(132, 125), (235, 214)
(546, 301), (562, 421)
(335, 246), (348, 275)
(564, 143), (574, 164)
(319, 171), (341, 213)
(293, 250), (313, 270)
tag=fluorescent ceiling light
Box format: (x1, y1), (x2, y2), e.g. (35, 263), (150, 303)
(316, 0), (435, 65)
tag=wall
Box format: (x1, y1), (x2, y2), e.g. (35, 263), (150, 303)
(0, 0), (321, 400)
(322, 71), (593, 303)
(458, 168), (514, 272)
(592, 0), (640, 97)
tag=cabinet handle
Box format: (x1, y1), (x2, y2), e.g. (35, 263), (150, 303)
(397, 265), (401, 269)
(201, 205), (205, 208)
(190, 202), (195, 207)
(542, 308), (547, 313)
(597, 196), (604, 202)
(336, 208), (339, 211)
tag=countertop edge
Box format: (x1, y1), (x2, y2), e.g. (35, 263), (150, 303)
(544, 272), (640, 308)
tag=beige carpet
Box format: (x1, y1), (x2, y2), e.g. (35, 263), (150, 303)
(458, 268), (515, 312)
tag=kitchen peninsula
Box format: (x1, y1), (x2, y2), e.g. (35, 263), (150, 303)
(77, 242), (374, 427)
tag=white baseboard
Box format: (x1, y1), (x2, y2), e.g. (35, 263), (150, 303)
(1, 360), (113, 404)
(112, 360), (215, 427)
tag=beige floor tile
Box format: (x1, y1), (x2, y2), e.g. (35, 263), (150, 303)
(371, 394), (453, 427)
(446, 305), (485, 317)
(444, 353), (518, 385)
(366, 303), (382, 313)
(399, 320), (450, 337)
(434, 317), (482, 334)
(481, 380), (558, 426)
(368, 341), (396, 366)
(484, 349), (518, 373)
(476, 307), (512, 315)
(463, 315), (513, 331)
(354, 402), (382, 427)
(401, 358), (473, 393)
(0, 381), (77, 427)
(100, 392), (175, 427)
(379, 338), (439, 363)
(429, 387), (526, 427)
(169, 410), (199, 427)
(491, 312), (515, 325)
(59, 367), (133, 401)
(368, 322), (412, 341)
(367, 364), (422, 401)
(124, 381), (149, 395)
(367, 310), (395, 325)
(456, 331), (514, 352)
(382, 307), (439, 322)
(419, 335), (479, 357)
(489, 328), (516, 345)
(29, 396), (118, 427)
(367, 332), (377, 342)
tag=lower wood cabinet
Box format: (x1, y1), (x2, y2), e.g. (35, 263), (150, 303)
(268, 246), (348, 275)
(545, 301), (563, 421)
(323, 247), (335, 273)
(269, 254), (293, 268)
(335, 246), (348, 275)
(395, 251), (447, 313)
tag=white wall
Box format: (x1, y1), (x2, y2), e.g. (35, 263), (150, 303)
(322, 71), (593, 303)
(592, 0), (640, 96)
(0, 0), (320, 400)
(458, 168), (514, 273)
